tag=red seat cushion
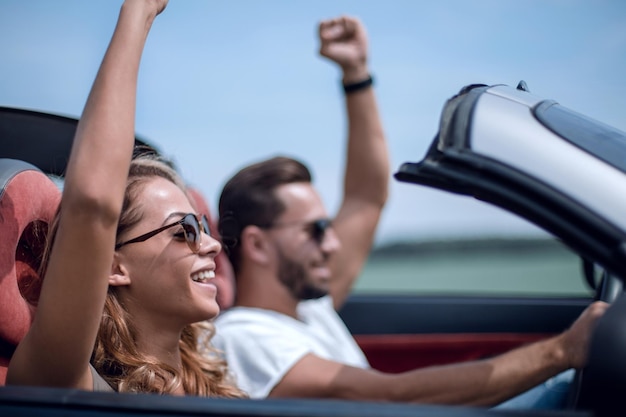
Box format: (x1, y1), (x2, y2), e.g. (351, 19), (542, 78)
(0, 159), (61, 385)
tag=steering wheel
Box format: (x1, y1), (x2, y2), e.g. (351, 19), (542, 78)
(566, 258), (624, 409)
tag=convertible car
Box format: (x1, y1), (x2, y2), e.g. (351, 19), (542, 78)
(1, 81), (625, 416)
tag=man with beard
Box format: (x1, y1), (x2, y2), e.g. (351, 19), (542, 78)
(214, 14), (388, 397)
(212, 14), (607, 409)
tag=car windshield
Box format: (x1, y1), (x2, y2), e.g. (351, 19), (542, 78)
(534, 101), (626, 174)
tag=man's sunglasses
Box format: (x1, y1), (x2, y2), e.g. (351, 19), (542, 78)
(263, 218), (333, 244)
(115, 213), (211, 253)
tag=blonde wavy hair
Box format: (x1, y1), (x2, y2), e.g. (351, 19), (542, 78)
(40, 151), (246, 397)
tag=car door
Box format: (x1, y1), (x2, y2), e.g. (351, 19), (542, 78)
(341, 223), (592, 373)
(340, 82), (626, 376)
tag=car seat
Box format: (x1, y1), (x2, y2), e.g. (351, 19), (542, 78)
(0, 159), (61, 385)
(187, 187), (236, 311)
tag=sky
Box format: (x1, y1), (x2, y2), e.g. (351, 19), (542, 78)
(1, 1), (625, 245)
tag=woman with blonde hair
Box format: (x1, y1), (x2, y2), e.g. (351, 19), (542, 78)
(7, 0), (244, 397)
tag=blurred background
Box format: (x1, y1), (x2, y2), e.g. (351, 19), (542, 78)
(2, 1), (625, 294)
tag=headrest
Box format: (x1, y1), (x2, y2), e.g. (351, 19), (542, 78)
(187, 187), (236, 311)
(0, 159), (61, 383)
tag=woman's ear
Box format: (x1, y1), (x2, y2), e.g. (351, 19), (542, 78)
(240, 225), (271, 266)
(109, 252), (131, 286)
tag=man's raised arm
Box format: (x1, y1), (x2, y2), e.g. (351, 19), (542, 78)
(319, 16), (390, 309)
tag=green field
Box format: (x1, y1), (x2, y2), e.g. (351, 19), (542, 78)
(355, 237), (593, 297)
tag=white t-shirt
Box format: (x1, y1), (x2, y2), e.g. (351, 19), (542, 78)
(213, 296), (369, 398)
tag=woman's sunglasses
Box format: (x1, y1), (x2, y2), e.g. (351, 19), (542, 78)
(115, 213), (211, 253)
(263, 218), (333, 244)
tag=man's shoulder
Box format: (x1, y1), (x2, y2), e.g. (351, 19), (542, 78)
(213, 307), (281, 348)
(297, 295), (336, 318)
(215, 306), (290, 328)
(215, 296), (336, 334)
(213, 306), (316, 350)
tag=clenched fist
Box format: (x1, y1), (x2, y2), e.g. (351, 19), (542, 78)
(318, 16), (369, 83)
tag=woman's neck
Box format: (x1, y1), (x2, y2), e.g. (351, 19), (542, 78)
(134, 326), (184, 371)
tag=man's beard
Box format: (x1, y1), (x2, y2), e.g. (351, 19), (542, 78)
(277, 247), (327, 300)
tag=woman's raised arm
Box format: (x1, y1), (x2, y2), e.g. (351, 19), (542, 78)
(7, 0), (168, 390)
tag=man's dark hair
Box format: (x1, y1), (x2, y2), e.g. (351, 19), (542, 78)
(218, 156), (312, 274)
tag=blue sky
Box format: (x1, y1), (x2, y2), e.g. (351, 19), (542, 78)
(1, 1), (625, 244)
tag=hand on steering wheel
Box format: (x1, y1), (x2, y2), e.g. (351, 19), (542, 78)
(567, 259), (623, 409)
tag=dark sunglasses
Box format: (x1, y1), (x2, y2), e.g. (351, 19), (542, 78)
(115, 213), (210, 253)
(264, 218), (333, 244)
